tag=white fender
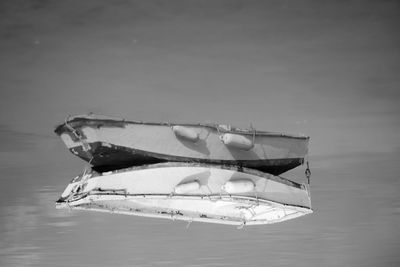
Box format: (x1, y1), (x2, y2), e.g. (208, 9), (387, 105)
(220, 133), (254, 150)
(222, 180), (255, 194)
(174, 181), (200, 194)
(172, 126), (199, 142)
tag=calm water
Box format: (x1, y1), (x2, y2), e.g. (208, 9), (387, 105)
(1, 1), (399, 266)
(0, 137), (399, 267)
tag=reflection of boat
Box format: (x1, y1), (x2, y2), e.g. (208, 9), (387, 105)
(54, 114), (309, 175)
(56, 163), (312, 226)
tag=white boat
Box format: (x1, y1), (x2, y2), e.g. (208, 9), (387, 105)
(54, 114), (309, 175)
(56, 163), (312, 226)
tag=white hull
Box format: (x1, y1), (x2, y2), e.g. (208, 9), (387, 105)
(57, 163), (312, 226)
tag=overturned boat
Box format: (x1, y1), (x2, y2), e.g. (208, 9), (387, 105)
(54, 114), (309, 175)
(56, 162), (312, 226)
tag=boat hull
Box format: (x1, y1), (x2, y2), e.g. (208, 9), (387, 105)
(69, 141), (305, 174)
(55, 115), (309, 175)
(56, 163), (312, 226)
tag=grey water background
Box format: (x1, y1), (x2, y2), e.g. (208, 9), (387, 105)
(0, 1), (399, 266)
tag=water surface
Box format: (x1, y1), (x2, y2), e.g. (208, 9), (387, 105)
(1, 0), (399, 266)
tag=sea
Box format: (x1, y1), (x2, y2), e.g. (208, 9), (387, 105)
(0, 136), (398, 267)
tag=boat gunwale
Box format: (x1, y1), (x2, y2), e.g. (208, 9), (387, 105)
(57, 202), (311, 226)
(54, 114), (310, 140)
(57, 192), (313, 212)
(83, 161), (306, 189)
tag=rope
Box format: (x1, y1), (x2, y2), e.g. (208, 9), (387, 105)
(64, 116), (93, 159)
(304, 157), (312, 207)
(216, 124), (222, 141)
(305, 160), (311, 185)
(237, 220), (246, 229)
(252, 128), (256, 146)
(250, 123), (256, 146)
(64, 116), (82, 140)
(253, 189), (259, 205)
(186, 220), (192, 229)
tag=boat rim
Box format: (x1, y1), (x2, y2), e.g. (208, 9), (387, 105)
(54, 114), (310, 139)
(56, 192), (313, 212)
(76, 161), (306, 190)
